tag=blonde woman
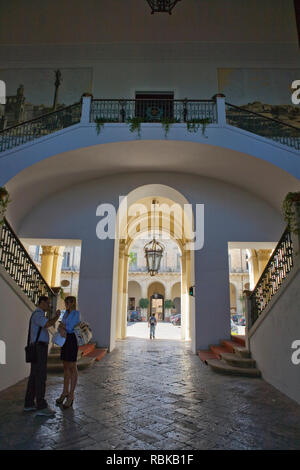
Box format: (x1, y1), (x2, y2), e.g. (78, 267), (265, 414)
(56, 296), (80, 409)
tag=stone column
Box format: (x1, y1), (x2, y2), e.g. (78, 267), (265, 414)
(121, 253), (129, 339)
(40, 246), (55, 285)
(214, 94), (226, 127)
(80, 95), (92, 124)
(247, 249), (260, 289)
(51, 246), (65, 288)
(116, 247), (125, 339)
(181, 251), (187, 340)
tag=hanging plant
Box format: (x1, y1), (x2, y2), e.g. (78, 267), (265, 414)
(282, 192), (300, 235)
(0, 187), (11, 225)
(129, 252), (137, 266)
(94, 116), (106, 135)
(127, 117), (143, 138)
(186, 118), (212, 136)
(161, 117), (178, 139)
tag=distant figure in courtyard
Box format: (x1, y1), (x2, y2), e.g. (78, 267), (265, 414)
(24, 296), (60, 416)
(148, 313), (157, 339)
(56, 296), (80, 409)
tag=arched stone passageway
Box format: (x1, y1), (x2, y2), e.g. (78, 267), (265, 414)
(111, 184), (196, 351)
(148, 281), (165, 320)
(12, 168), (286, 352)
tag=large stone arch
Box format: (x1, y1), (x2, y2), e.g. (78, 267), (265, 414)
(110, 183), (195, 351)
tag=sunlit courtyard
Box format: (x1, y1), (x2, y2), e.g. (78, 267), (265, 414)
(126, 321), (182, 340)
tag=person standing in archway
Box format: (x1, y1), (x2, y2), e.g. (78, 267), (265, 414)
(148, 313), (157, 340)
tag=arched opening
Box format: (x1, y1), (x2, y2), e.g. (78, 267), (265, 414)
(171, 282), (181, 315)
(127, 280), (142, 314)
(110, 184), (196, 351)
(148, 282), (165, 320)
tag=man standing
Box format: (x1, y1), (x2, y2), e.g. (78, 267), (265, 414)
(148, 313), (157, 340)
(24, 296), (60, 416)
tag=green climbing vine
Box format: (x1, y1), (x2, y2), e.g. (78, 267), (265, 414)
(186, 118), (212, 136)
(0, 187), (11, 225)
(127, 117), (143, 138)
(94, 116), (106, 135)
(161, 117), (178, 139)
(282, 192), (300, 235)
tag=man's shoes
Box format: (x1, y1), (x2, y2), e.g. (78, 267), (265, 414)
(24, 405), (37, 412)
(35, 407), (56, 417)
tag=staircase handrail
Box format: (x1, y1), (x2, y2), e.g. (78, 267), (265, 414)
(0, 218), (57, 313)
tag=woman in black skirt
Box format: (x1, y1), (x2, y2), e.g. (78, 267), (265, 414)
(56, 296), (80, 409)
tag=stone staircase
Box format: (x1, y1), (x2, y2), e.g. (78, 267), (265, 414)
(198, 335), (261, 378)
(47, 342), (107, 373)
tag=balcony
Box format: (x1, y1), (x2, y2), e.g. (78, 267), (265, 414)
(90, 98), (217, 125)
(1, 95), (300, 194)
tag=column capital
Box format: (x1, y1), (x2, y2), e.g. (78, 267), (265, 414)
(53, 246), (65, 256)
(257, 249), (272, 259)
(41, 245), (56, 255)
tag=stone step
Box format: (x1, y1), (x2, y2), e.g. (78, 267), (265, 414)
(232, 335), (246, 347)
(47, 356), (96, 374)
(78, 343), (96, 357)
(233, 345), (251, 358)
(49, 346), (60, 355)
(221, 340), (238, 353)
(209, 345), (232, 359)
(220, 352), (256, 369)
(206, 359), (261, 378)
(85, 348), (107, 361)
(197, 350), (218, 363)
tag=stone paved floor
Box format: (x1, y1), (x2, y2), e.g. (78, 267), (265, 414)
(1, 337), (300, 450)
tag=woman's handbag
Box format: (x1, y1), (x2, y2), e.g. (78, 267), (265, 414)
(73, 321), (93, 346)
(25, 315), (42, 363)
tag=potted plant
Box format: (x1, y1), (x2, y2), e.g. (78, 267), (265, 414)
(0, 186), (11, 225)
(282, 192), (300, 235)
(139, 298), (149, 321)
(164, 299), (175, 321)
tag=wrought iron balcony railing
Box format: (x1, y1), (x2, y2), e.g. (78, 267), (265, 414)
(0, 96), (299, 153)
(0, 218), (57, 311)
(226, 102), (300, 151)
(0, 102), (82, 152)
(249, 228), (294, 326)
(90, 99), (217, 124)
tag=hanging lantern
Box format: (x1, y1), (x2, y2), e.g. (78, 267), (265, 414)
(144, 199), (164, 276)
(144, 238), (164, 276)
(146, 0), (181, 14)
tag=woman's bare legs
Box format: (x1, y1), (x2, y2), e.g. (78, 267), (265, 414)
(62, 362), (71, 396)
(69, 362), (78, 400)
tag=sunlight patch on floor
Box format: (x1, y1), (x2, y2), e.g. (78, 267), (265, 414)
(126, 321), (182, 340)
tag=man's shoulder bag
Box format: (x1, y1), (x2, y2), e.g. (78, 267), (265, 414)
(25, 314), (42, 363)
